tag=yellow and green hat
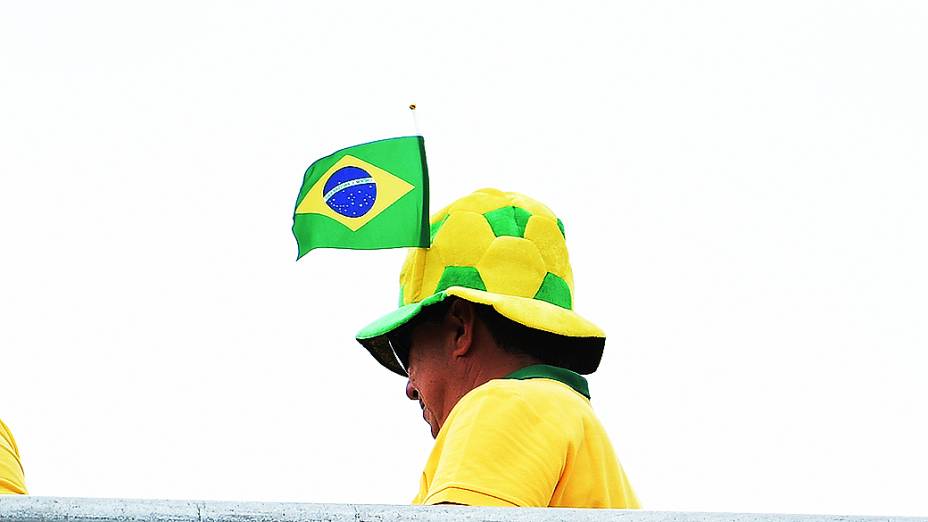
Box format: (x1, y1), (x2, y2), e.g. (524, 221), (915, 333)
(356, 188), (606, 376)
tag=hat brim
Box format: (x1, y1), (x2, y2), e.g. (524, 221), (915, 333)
(355, 287), (606, 377)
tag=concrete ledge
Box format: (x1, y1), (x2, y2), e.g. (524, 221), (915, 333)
(0, 497), (924, 522)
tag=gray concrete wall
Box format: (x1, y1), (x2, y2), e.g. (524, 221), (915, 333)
(0, 497), (924, 522)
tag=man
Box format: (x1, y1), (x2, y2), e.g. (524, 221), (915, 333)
(0, 418), (27, 494)
(355, 188), (639, 508)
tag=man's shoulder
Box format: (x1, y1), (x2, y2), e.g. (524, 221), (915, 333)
(0, 418), (27, 495)
(437, 377), (603, 467)
(484, 375), (591, 399)
(457, 377), (593, 419)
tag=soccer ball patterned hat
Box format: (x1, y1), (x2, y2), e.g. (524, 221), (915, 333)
(356, 188), (606, 377)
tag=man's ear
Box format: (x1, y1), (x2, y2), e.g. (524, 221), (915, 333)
(444, 298), (475, 358)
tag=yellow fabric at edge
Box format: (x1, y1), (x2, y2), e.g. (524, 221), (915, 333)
(412, 379), (638, 508)
(0, 418), (27, 494)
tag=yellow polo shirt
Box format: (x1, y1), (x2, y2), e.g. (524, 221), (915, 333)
(1, 418), (27, 494)
(412, 365), (638, 508)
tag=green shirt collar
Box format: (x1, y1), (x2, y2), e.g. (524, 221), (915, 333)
(504, 364), (591, 399)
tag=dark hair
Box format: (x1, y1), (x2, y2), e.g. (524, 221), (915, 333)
(472, 302), (590, 369)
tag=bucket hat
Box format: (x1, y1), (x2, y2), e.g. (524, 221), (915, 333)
(356, 188), (605, 376)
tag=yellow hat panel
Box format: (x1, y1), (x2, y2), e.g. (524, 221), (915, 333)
(431, 211), (495, 268)
(476, 237), (547, 298)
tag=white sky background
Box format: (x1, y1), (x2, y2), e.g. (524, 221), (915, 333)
(1, 0), (926, 516)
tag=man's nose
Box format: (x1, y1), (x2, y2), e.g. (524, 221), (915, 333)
(406, 380), (419, 401)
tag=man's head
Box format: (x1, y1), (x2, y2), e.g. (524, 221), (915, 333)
(392, 298), (527, 437)
(356, 188), (608, 434)
(391, 296), (603, 437)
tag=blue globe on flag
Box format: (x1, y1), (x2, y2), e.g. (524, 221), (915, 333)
(323, 166), (378, 218)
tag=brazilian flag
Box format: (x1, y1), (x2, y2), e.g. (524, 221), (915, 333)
(292, 136), (430, 259)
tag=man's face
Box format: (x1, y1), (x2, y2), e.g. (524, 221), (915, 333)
(396, 320), (453, 439)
